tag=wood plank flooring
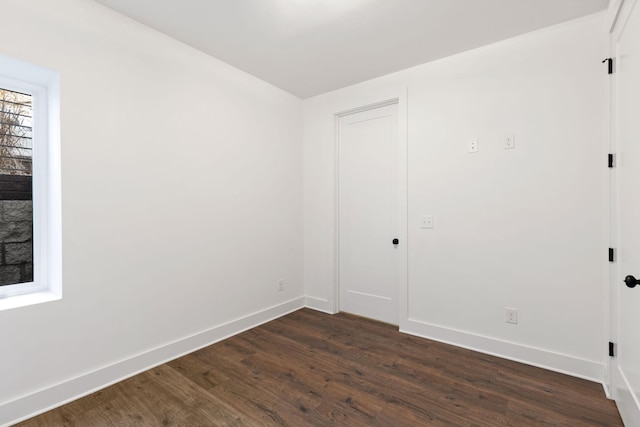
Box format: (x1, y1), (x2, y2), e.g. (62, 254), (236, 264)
(16, 309), (622, 426)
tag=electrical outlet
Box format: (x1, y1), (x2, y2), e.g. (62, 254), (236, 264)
(468, 138), (478, 153)
(278, 279), (284, 292)
(504, 133), (515, 149)
(421, 215), (433, 229)
(505, 308), (518, 324)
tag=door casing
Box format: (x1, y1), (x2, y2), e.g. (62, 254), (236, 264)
(608, 0), (640, 424)
(332, 92), (408, 327)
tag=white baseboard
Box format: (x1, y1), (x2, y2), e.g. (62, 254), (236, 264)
(615, 367), (640, 426)
(304, 296), (336, 314)
(0, 297), (305, 427)
(305, 303), (606, 387)
(603, 381), (613, 400)
(401, 318), (606, 385)
(602, 365), (612, 400)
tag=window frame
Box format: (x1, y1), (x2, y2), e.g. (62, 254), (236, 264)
(0, 54), (61, 309)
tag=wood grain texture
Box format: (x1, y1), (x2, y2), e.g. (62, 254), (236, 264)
(16, 309), (622, 426)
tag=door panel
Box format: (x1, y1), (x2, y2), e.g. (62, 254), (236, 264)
(339, 103), (398, 325)
(615, 0), (640, 424)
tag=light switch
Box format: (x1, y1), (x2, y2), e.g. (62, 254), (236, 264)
(421, 215), (433, 229)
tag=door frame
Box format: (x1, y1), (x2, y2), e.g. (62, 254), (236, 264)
(608, 0), (640, 424)
(332, 90), (408, 327)
(606, 0), (624, 401)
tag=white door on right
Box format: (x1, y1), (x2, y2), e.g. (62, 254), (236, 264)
(614, 0), (640, 424)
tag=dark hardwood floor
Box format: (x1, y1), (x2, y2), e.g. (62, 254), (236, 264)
(17, 309), (622, 426)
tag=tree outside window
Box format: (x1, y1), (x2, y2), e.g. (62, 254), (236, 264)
(0, 89), (33, 286)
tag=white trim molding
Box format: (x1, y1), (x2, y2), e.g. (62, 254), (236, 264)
(304, 296), (336, 314)
(607, 0), (626, 32)
(0, 54), (62, 309)
(0, 297), (305, 427)
(616, 366), (640, 427)
(402, 318), (606, 384)
(330, 87), (409, 323)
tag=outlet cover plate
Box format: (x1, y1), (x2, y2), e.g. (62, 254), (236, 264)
(504, 134), (515, 149)
(468, 138), (478, 153)
(505, 308), (518, 324)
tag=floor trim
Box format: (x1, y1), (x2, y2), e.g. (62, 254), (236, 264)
(304, 296), (335, 314)
(615, 366), (640, 426)
(401, 318), (605, 384)
(0, 297), (305, 427)
(302, 306), (606, 386)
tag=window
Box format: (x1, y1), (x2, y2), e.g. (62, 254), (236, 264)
(0, 54), (61, 309)
(0, 89), (34, 285)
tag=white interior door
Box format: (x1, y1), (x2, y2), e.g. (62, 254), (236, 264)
(338, 103), (399, 325)
(614, 0), (640, 424)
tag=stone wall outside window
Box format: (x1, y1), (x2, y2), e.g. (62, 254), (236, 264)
(0, 199), (33, 285)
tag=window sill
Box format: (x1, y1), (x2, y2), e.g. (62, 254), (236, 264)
(0, 290), (61, 311)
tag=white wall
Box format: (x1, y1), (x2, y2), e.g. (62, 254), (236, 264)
(0, 0), (303, 424)
(0, 3), (609, 424)
(304, 14), (607, 381)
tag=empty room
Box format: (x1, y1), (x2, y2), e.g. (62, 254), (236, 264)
(0, 0), (638, 425)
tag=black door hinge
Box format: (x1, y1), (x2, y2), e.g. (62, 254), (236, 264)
(609, 248), (615, 262)
(609, 341), (615, 357)
(608, 154), (615, 168)
(602, 58), (614, 74)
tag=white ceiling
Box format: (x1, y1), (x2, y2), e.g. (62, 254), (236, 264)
(94, 0), (609, 98)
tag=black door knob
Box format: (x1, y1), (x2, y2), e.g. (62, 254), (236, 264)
(392, 238), (399, 245)
(624, 275), (640, 288)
